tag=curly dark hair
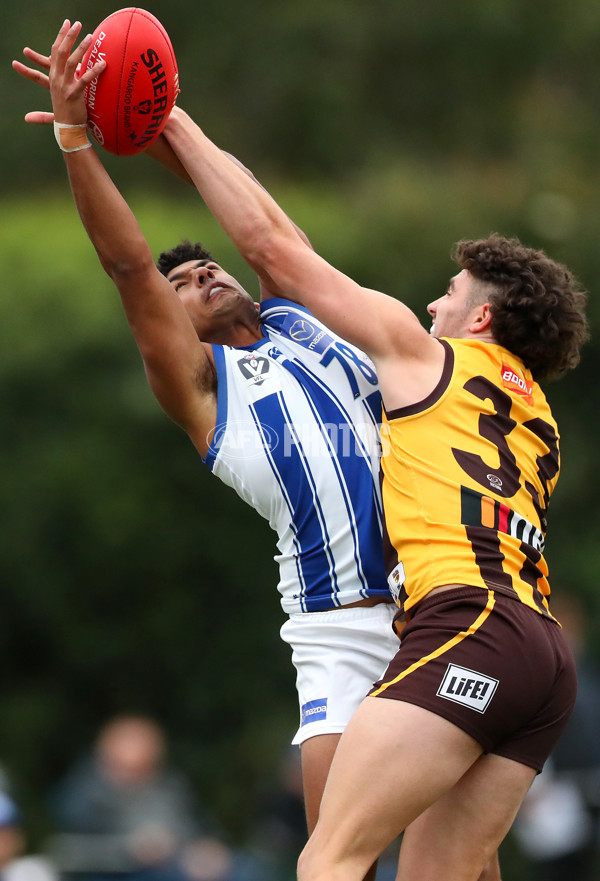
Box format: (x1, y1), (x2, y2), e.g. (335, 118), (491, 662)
(156, 240), (217, 277)
(453, 234), (589, 381)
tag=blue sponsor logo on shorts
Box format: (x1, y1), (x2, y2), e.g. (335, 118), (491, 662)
(300, 698), (328, 726)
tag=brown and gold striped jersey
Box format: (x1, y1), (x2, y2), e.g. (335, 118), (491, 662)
(381, 338), (559, 619)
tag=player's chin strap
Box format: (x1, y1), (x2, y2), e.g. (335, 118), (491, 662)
(54, 121), (92, 153)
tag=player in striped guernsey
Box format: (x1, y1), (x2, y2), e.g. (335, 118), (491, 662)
(152, 248), (399, 873)
(14, 26), (400, 879)
(152, 110), (590, 880)
(16, 30), (528, 881)
(156, 245), (389, 617)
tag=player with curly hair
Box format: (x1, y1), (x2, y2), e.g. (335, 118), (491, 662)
(150, 108), (589, 881)
(15, 21), (589, 881)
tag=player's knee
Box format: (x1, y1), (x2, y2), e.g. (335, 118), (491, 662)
(297, 838), (333, 881)
(298, 837), (364, 881)
(297, 839), (316, 881)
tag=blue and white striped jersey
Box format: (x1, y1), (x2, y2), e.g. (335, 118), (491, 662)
(205, 298), (390, 613)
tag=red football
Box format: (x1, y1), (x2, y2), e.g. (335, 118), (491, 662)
(80, 7), (179, 156)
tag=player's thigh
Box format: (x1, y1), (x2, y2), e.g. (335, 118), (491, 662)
(396, 752), (536, 881)
(299, 697), (483, 880)
(302, 733), (379, 881)
(300, 733), (341, 833)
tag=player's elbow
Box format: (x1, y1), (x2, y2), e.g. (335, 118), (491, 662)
(102, 247), (156, 287)
(242, 215), (276, 264)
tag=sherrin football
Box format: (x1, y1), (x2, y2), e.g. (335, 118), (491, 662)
(81, 7), (179, 156)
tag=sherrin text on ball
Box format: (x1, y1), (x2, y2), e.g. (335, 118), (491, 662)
(81, 7), (179, 156)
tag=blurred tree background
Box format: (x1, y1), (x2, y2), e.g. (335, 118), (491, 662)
(1, 0), (599, 874)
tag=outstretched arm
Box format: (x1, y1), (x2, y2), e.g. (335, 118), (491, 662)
(149, 128), (313, 303)
(32, 21), (215, 453)
(147, 134), (313, 252)
(161, 109), (444, 404)
(14, 33), (443, 406)
(13, 46), (310, 304)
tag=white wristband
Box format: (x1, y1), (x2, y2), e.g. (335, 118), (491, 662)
(54, 121), (92, 153)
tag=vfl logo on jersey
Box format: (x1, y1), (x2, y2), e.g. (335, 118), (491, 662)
(501, 363), (534, 406)
(437, 663), (498, 713)
(238, 354), (270, 386)
(300, 698), (328, 726)
(289, 319), (316, 342)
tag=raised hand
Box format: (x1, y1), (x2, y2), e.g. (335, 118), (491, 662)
(48, 20), (99, 125)
(13, 46), (50, 89)
(13, 46), (51, 89)
(12, 20), (104, 126)
(12, 44), (53, 124)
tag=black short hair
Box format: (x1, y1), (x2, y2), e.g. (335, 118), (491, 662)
(156, 240), (217, 277)
(453, 234), (589, 381)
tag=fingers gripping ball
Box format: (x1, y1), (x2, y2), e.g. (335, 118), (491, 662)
(81, 7), (179, 156)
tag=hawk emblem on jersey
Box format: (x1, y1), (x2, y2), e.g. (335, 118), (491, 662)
(501, 363), (534, 406)
(238, 355), (270, 386)
(289, 320), (316, 342)
(387, 562), (405, 603)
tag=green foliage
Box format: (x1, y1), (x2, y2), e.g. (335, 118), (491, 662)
(0, 192), (291, 840)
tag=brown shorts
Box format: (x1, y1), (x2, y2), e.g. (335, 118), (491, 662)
(369, 587), (576, 772)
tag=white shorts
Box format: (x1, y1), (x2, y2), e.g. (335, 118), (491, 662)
(280, 603), (399, 745)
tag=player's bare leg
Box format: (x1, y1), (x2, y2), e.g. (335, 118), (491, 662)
(298, 697), (489, 881)
(301, 733), (377, 881)
(477, 852), (502, 881)
(396, 753), (534, 881)
(301, 734), (340, 834)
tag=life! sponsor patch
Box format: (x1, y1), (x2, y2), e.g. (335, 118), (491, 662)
(437, 663), (499, 713)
